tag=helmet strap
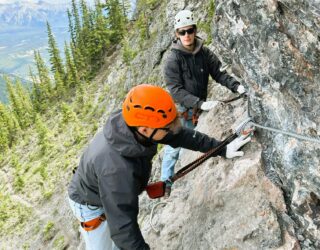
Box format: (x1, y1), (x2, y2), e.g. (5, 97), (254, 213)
(130, 127), (158, 147)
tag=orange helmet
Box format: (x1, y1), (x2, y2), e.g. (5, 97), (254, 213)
(122, 84), (177, 128)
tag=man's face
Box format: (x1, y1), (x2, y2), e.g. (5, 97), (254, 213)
(176, 25), (196, 48)
(137, 116), (181, 141)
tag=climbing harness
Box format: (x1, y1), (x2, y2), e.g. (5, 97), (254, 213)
(80, 214), (106, 231)
(180, 107), (201, 126)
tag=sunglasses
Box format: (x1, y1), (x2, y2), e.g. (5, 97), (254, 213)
(177, 27), (195, 36)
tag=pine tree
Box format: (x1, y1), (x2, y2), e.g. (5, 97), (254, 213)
(119, 0), (131, 17)
(53, 70), (65, 99)
(88, 0), (111, 71)
(71, 0), (82, 43)
(70, 42), (87, 79)
(0, 103), (21, 148)
(67, 9), (76, 46)
(104, 0), (127, 43)
(80, 0), (91, 32)
(29, 67), (42, 112)
(15, 80), (34, 123)
(47, 22), (66, 79)
(0, 102), (10, 151)
(60, 102), (77, 124)
(6, 78), (33, 129)
(35, 114), (52, 154)
(64, 42), (79, 87)
(32, 51), (52, 111)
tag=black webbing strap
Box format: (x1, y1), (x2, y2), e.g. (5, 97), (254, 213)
(170, 132), (237, 183)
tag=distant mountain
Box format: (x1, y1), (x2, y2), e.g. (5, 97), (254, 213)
(0, 0), (72, 102)
(0, 0), (69, 29)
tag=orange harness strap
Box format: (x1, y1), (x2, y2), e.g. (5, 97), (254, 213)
(80, 214), (106, 232)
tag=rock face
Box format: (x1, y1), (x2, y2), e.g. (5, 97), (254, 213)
(212, 0), (320, 248)
(141, 98), (297, 249)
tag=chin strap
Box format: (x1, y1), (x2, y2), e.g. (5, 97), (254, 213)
(131, 127), (159, 146)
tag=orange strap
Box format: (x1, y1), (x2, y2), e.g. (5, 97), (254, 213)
(80, 214), (106, 231)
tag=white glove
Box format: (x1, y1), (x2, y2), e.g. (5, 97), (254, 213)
(200, 101), (220, 111)
(226, 135), (251, 159)
(237, 85), (246, 94)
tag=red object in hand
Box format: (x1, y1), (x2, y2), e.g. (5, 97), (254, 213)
(145, 181), (166, 199)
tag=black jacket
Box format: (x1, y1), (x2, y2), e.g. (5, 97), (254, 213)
(164, 37), (240, 109)
(68, 110), (223, 250)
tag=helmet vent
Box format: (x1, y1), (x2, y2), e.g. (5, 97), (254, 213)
(144, 106), (155, 111)
(134, 105), (142, 109)
(157, 110), (167, 119)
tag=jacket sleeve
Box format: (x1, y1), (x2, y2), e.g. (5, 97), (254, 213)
(164, 52), (201, 108)
(204, 47), (240, 93)
(96, 153), (150, 250)
(166, 127), (226, 157)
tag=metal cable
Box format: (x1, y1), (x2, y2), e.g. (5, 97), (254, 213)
(246, 95), (320, 144)
(251, 121), (320, 144)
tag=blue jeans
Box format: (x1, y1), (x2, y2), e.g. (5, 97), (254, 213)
(68, 197), (119, 250)
(161, 108), (195, 181)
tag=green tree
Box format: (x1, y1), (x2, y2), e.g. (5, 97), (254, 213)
(71, 0), (82, 43)
(6, 78), (33, 129)
(67, 9), (76, 46)
(47, 22), (66, 79)
(60, 102), (77, 124)
(89, 0), (111, 71)
(103, 0), (127, 43)
(0, 102), (20, 149)
(32, 51), (52, 112)
(70, 42), (87, 80)
(35, 114), (52, 154)
(53, 70), (65, 99)
(64, 42), (79, 87)
(0, 103), (10, 151)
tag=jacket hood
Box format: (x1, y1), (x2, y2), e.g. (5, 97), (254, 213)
(171, 36), (204, 55)
(103, 110), (157, 157)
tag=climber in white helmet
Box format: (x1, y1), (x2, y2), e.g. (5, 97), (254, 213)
(161, 9), (247, 197)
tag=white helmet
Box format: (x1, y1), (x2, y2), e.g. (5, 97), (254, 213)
(174, 10), (197, 30)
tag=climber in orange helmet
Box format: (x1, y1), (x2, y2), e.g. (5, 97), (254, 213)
(67, 84), (250, 250)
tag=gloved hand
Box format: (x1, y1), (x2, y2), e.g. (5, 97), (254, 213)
(226, 135), (251, 159)
(237, 85), (246, 94)
(200, 101), (220, 111)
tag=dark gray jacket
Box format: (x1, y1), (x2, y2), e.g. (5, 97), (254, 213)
(164, 37), (240, 108)
(68, 110), (223, 250)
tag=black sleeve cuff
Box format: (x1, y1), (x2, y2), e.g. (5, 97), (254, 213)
(233, 82), (241, 93)
(196, 100), (204, 109)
